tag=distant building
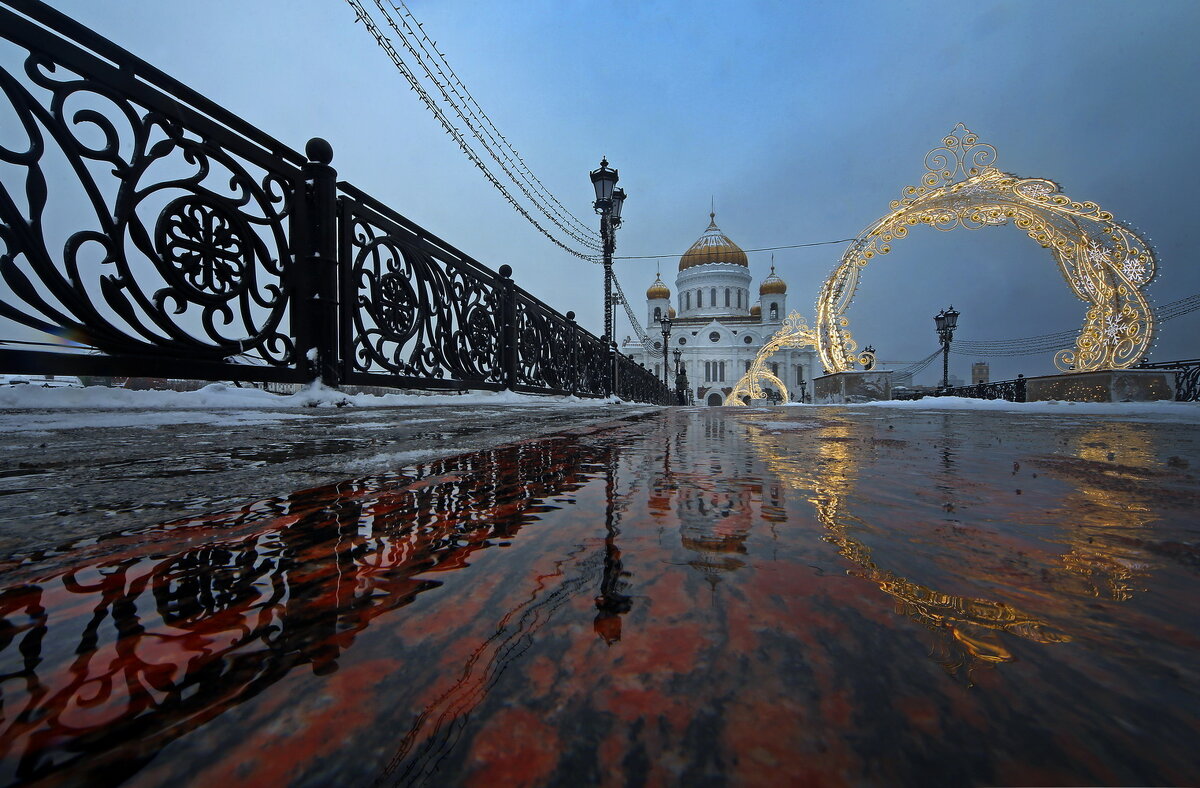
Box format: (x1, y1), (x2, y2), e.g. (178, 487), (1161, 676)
(971, 362), (990, 385)
(623, 212), (819, 405)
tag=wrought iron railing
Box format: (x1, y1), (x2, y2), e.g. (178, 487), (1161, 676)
(0, 0), (671, 404)
(1135, 358), (1200, 402)
(941, 376), (1028, 402)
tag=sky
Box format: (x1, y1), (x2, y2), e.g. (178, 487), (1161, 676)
(5, 0), (1199, 385)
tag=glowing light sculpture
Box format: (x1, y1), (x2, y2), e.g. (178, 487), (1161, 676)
(816, 124), (1157, 374)
(728, 310), (873, 406)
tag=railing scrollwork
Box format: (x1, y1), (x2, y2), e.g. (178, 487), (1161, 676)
(0, 0), (673, 403)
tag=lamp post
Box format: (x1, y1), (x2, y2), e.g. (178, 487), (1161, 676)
(934, 305), (960, 390)
(673, 348), (688, 405)
(660, 315), (672, 387)
(590, 158), (626, 396)
(798, 378), (807, 403)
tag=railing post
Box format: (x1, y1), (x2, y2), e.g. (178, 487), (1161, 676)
(566, 311), (578, 396)
(497, 264), (517, 389)
(298, 137), (340, 385)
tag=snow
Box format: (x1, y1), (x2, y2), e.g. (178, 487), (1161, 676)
(0, 381), (628, 411)
(0, 382), (639, 432)
(807, 396), (1200, 423)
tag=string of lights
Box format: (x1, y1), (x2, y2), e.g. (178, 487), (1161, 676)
(386, 0), (598, 244)
(888, 347), (942, 378)
(610, 274), (655, 351)
(344, 0), (598, 260)
(613, 237), (858, 260)
(371, 0), (600, 253)
(947, 292), (1200, 358)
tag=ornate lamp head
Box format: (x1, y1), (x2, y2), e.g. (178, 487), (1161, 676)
(590, 157), (618, 213)
(610, 187), (627, 225)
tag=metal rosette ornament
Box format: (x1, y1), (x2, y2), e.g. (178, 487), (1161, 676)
(815, 124), (1157, 374)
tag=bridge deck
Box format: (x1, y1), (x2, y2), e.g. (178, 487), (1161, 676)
(1, 403), (1198, 785)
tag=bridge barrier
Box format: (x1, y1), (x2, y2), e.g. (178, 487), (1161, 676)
(0, 0), (671, 405)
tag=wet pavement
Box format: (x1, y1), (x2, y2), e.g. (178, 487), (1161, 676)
(1, 405), (1199, 786)
(0, 402), (658, 556)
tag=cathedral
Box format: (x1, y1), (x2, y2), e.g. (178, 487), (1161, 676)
(623, 212), (819, 405)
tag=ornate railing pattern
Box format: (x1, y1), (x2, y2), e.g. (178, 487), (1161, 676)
(1135, 358), (1200, 402)
(0, 0), (672, 403)
(942, 377), (1028, 402)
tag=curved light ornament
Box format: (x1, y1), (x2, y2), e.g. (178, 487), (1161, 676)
(727, 311), (819, 405)
(728, 310), (876, 405)
(816, 124), (1157, 374)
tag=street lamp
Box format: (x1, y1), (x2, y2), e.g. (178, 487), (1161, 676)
(934, 305), (960, 390)
(798, 377), (807, 403)
(660, 315), (672, 387)
(673, 347), (688, 405)
(591, 158), (626, 396)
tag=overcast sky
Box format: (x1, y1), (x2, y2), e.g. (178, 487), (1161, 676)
(13, 0), (1200, 384)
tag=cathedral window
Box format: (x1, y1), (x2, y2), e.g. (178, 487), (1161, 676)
(719, 361), (726, 382)
(745, 360), (751, 372)
(653, 307), (661, 321)
(704, 361), (712, 381)
(796, 365), (804, 384)
(771, 363), (779, 376)
(710, 288), (717, 305)
(709, 331), (720, 343)
(686, 292), (691, 310)
(737, 289), (742, 308)
(724, 288), (730, 307)
(743, 335), (753, 344)
(769, 303), (778, 320)
(697, 290), (702, 308)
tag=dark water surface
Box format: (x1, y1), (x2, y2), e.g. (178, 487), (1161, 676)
(1, 407), (1198, 786)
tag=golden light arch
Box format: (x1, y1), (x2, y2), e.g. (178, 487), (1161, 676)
(816, 124), (1157, 374)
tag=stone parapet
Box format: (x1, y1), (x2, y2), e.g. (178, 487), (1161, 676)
(813, 371), (893, 404)
(1023, 369), (1175, 402)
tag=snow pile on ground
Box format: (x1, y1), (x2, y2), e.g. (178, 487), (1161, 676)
(0, 382), (632, 410)
(792, 396), (1200, 422)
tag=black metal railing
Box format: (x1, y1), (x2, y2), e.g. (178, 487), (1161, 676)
(940, 376), (1028, 402)
(0, 0), (671, 404)
(1135, 358), (1200, 402)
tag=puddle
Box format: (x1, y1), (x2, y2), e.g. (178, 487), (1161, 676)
(0, 410), (1197, 786)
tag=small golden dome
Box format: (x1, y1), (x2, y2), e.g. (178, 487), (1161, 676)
(759, 263), (787, 295)
(668, 306), (677, 318)
(646, 274), (670, 300)
(679, 212), (748, 271)
(750, 304), (761, 317)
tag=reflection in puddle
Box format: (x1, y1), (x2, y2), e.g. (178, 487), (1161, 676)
(744, 418), (1071, 671)
(1, 410), (1198, 786)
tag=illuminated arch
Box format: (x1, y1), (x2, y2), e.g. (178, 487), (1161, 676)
(816, 124), (1157, 374)
(727, 311), (873, 405)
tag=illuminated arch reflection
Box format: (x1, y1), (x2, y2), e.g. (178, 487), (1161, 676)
(743, 420), (1073, 672)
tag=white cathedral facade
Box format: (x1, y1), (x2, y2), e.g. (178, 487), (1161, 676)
(622, 212), (819, 406)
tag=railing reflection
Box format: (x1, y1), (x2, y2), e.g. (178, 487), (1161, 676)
(0, 436), (608, 785)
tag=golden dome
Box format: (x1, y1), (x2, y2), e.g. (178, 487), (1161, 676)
(646, 274), (670, 300)
(679, 212), (748, 271)
(759, 263), (787, 295)
(750, 304), (761, 317)
(668, 306), (677, 318)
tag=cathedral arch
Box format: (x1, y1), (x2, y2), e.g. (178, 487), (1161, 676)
(815, 124), (1157, 374)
